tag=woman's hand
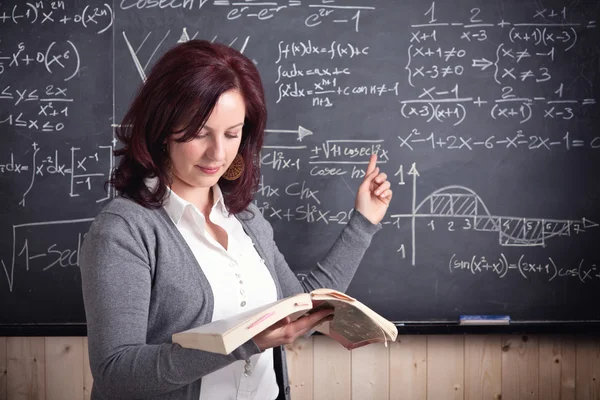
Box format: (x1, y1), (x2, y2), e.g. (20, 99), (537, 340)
(253, 307), (333, 351)
(354, 153), (393, 225)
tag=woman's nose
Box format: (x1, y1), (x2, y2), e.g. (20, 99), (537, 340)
(207, 137), (225, 161)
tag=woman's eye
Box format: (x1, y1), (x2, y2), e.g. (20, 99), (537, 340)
(195, 133), (208, 139)
(226, 132), (240, 139)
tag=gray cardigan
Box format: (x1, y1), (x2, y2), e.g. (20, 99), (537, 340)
(80, 196), (380, 400)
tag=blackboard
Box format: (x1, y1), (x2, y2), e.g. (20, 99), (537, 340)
(1, 0), (599, 335)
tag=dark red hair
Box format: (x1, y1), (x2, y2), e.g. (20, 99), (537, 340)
(110, 40), (266, 214)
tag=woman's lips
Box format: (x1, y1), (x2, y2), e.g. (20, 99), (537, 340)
(197, 166), (220, 174)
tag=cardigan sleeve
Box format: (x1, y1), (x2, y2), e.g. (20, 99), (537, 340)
(248, 205), (381, 298)
(80, 211), (261, 399)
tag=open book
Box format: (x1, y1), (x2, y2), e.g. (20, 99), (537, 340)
(172, 288), (398, 355)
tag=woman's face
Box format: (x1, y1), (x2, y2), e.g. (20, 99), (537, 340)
(168, 89), (246, 192)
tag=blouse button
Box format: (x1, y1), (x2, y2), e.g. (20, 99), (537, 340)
(240, 288), (246, 295)
(244, 359), (252, 376)
(240, 301), (247, 307)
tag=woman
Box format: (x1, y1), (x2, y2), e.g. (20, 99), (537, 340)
(80, 39), (392, 400)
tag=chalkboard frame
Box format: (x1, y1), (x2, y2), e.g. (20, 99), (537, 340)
(2, 0), (599, 336)
(4, 322), (600, 337)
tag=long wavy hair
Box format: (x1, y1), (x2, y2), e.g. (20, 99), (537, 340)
(110, 40), (266, 214)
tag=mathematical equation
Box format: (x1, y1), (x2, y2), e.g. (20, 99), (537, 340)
(406, 39), (578, 88)
(120, 0), (373, 31)
(405, 3), (592, 90)
(273, 39), (391, 107)
(450, 253), (600, 283)
(400, 89), (596, 126)
(260, 139), (390, 172)
(254, 197), (356, 225)
(276, 40), (369, 62)
(400, 0), (598, 165)
(0, 143), (113, 207)
(409, 3), (594, 42)
(398, 129), (600, 151)
(256, 138), (392, 225)
(0, 40), (82, 81)
(0, 218), (92, 292)
(276, 80), (398, 107)
(0, 1), (113, 34)
(0, 84), (73, 135)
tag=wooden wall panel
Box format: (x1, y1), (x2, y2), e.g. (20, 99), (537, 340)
(1, 334), (600, 400)
(313, 336), (351, 400)
(83, 338), (93, 400)
(389, 335), (427, 400)
(45, 337), (84, 400)
(6, 337), (45, 400)
(0, 337), (6, 400)
(539, 335), (576, 400)
(351, 342), (389, 400)
(286, 337), (313, 400)
(576, 336), (600, 400)
(501, 335), (539, 400)
(427, 335), (464, 400)
(464, 335), (501, 400)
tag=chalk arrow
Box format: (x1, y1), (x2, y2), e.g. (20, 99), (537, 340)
(472, 58), (494, 71)
(178, 27), (190, 43)
(407, 163), (420, 177)
(265, 125), (313, 142)
(582, 218), (598, 229)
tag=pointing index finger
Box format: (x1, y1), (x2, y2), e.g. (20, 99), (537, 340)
(365, 153), (378, 176)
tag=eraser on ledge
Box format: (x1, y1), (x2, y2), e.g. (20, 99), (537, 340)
(459, 315), (510, 325)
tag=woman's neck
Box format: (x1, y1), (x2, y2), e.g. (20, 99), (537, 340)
(170, 180), (214, 216)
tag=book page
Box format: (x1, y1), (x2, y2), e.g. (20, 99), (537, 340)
(311, 300), (387, 349)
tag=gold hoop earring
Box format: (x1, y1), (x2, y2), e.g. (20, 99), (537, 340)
(222, 154), (244, 180)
